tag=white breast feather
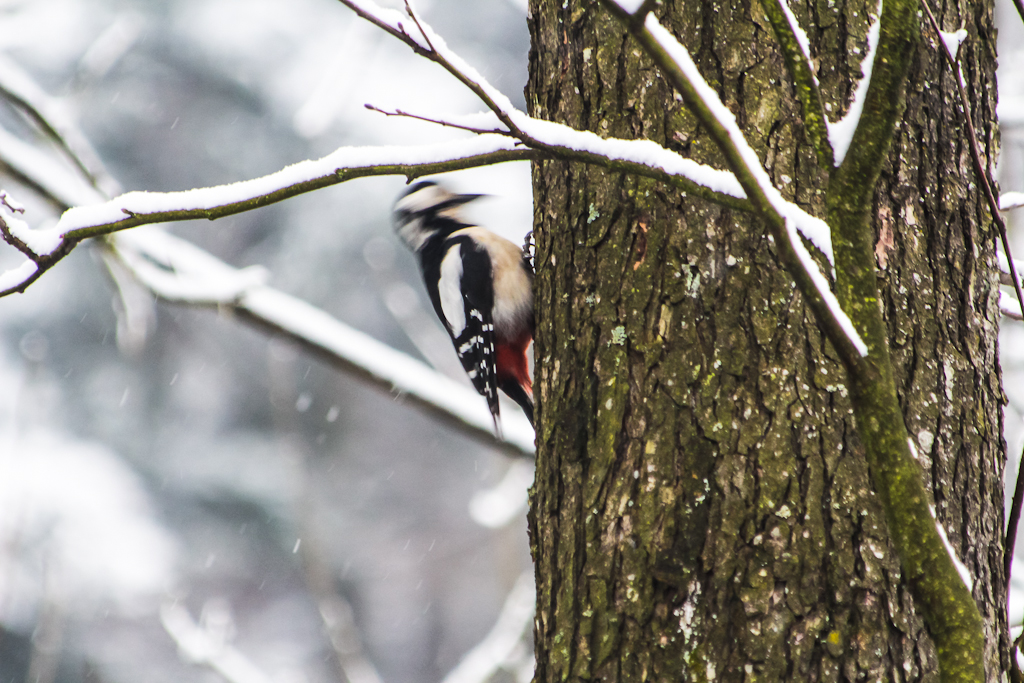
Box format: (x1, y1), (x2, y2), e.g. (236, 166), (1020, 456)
(448, 226), (531, 339)
(439, 245), (466, 336)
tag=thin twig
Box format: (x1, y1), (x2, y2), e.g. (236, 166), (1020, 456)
(363, 104), (511, 136)
(404, 0), (435, 51)
(336, 0), (526, 139)
(0, 142), (534, 297)
(918, 0), (1024, 313)
(0, 54), (120, 196)
(1010, 451), (1024, 578)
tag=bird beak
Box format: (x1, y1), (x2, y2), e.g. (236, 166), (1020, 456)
(449, 193), (484, 206)
(432, 192), (485, 214)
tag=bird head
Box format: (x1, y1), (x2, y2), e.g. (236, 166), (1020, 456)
(393, 181), (483, 252)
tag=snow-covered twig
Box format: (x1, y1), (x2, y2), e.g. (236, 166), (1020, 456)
(2, 0), (823, 296)
(342, 0), (756, 210)
(0, 136), (532, 296)
(1002, 291), (1023, 321)
(1002, 192), (1024, 211)
(0, 54), (120, 197)
(345, 0), (839, 263)
(999, 252), (1024, 291)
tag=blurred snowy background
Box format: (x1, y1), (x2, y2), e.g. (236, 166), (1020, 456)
(0, 0), (1022, 683)
(0, 1), (534, 683)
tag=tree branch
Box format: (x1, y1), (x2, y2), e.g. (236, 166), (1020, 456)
(336, 0), (758, 209)
(1, 2), (773, 296)
(0, 138), (533, 296)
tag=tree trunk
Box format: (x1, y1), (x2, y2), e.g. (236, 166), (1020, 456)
(525, 0), (1005, 680)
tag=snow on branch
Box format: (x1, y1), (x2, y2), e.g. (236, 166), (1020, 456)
(760, 0), (834, 168)
(929, 506), (974, 591)
(0, 136), (531, 297)
(346, 0), (848, 266)
(825, 1), (883, 166)
(340, 0), (754, 209)
(642, 16), (836, 257)
(998, 251), (1024, 285)
(4, 0), (814, 298)
(777, 0), (814, 66)
(938, 28), (968, 61)
(53, 137), (527, 246)
(0, 53), (120, 197)
(1001, 242), (1024, 319)
(339, 0), (867, 361)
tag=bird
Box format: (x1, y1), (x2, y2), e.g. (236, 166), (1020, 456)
(393, 180), (534, 433)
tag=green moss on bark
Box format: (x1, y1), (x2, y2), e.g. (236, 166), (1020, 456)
(527, 0), (1005, 680)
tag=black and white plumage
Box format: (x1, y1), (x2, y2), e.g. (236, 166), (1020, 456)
(393, 181), (534, 431)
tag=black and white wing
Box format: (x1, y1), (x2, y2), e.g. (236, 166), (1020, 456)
(433, 238), (501, 423)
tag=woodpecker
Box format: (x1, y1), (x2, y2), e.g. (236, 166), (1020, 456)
(393, 181), (534, 431)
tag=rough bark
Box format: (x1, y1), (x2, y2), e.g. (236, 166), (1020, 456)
(526, 0), (1004, 680)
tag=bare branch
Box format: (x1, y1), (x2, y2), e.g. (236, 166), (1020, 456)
(364, 103), (511, 135)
